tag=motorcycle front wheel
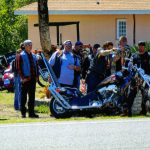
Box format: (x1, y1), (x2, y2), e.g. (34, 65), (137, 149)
(49, 98), (71, 119)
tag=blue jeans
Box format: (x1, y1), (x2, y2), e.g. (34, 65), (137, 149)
(14, 74), (21, 110)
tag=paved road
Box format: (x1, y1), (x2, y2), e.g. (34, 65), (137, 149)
(0, 118), (150, 150)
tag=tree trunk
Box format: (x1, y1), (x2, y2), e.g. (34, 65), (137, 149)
(38, 0), (51, 58)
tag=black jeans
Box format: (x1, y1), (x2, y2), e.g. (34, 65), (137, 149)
(128, 86), (146, 115)
(20, 79), (36, 116)
(86, 72), (104, 93)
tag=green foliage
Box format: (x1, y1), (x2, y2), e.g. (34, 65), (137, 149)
(0, 0), (37, 55)
(130, 42), (150, 53)
(145, 42), (150, 52)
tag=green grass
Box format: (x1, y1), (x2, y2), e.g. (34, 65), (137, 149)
(0, 82), (149, 124)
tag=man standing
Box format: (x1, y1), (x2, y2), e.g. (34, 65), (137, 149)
(85, 47), (116, 93)
(81, 44), (100, 80)
(49, 40), (81, 88)
(16, 40), (39, 118)
(115, 36), (131, 71)
(127, 41), (150, 116)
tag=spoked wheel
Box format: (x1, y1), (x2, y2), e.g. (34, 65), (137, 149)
(49, 98), (71, 118)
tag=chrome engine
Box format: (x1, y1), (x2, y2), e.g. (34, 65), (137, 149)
(97, 84), (118, 101)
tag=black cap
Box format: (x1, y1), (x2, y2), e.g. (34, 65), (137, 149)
(93, 44), (100, 49)
(138, 41), (145, 46)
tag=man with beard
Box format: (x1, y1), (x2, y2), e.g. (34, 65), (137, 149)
(127, 41), (150, 116)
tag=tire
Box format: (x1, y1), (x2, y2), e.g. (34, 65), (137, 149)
(49, 98), (71, 118)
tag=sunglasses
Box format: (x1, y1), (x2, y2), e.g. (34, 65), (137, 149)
(65, 44), (72, 47)
(27, 44), (32, 46)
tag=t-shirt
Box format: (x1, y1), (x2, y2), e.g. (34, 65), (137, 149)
(133, 51), (150, 75)
(49, 50), (80, 85)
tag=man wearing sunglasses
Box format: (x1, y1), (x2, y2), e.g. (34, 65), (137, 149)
(49, 40), (81, 88)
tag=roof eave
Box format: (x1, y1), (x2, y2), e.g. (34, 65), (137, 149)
(14, 10), (150, 15)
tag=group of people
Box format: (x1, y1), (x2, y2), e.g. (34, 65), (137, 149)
(49, 36), (150, 117)
(13, 35), (150, 118)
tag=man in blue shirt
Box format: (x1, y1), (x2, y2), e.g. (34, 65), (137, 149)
(49, 40), (81, 88)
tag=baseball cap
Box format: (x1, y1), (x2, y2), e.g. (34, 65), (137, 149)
(75, 41), (83, 46)
(23, 40), (32, 46)
(138, 41), (145, 46)
(63, 40), (72, 45)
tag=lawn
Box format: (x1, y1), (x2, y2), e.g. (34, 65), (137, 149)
(0, 82), (149, 124)
(0, 82), (54, 124)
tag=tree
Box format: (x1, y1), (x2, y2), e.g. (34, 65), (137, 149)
(0, 0), (36, 55)
(38, 0), (51, 58)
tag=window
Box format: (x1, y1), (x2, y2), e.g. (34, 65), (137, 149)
(116, 19), (126, 39)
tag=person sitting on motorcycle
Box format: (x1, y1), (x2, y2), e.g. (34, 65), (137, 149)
(127, 41), (150, 116)
(85, 46), (116, 93)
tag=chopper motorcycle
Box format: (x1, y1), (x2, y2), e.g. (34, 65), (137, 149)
(38, 52), (138, 118)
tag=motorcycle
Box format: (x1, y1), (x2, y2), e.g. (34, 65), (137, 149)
(0, 69), (4, 90)
(38, 52), (136, 118)
(2, 64), (14, 92)
(0, 52), (16, 91)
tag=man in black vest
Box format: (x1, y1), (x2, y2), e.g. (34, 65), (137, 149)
(16, 40), (39, 118)
(85, 47), (116, 93)
(127, 41), (150, 116)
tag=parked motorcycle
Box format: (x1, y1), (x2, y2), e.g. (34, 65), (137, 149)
(3, 65), (14, 92)
(0, 69), (4, 90)
(38, 52), (137, 118)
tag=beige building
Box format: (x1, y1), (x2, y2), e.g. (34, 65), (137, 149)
(15, 0), (150, 49)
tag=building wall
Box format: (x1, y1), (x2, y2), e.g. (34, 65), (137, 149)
(28, 14), (150, 49)
(135, 14), (150, 43)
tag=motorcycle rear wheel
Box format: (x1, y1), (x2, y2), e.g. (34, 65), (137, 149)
(49, 98), (71, 118)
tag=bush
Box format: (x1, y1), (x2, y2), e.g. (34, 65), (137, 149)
(130, 42), (150, 53)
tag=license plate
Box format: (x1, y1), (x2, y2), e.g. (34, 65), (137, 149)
(4, 79), (10, 85)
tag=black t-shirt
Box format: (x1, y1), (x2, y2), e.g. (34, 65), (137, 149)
(133, 51), (150, 75)
(89, 54), (106, 78)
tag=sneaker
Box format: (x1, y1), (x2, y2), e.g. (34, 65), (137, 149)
(29, 113), (39, 118)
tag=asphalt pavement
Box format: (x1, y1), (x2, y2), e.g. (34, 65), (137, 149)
(0, 118), (150, 150)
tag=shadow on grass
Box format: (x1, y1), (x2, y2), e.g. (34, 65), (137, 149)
(0, 118), (9, 121)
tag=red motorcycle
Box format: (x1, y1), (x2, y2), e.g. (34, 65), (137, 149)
(3, 65), (14, 92)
